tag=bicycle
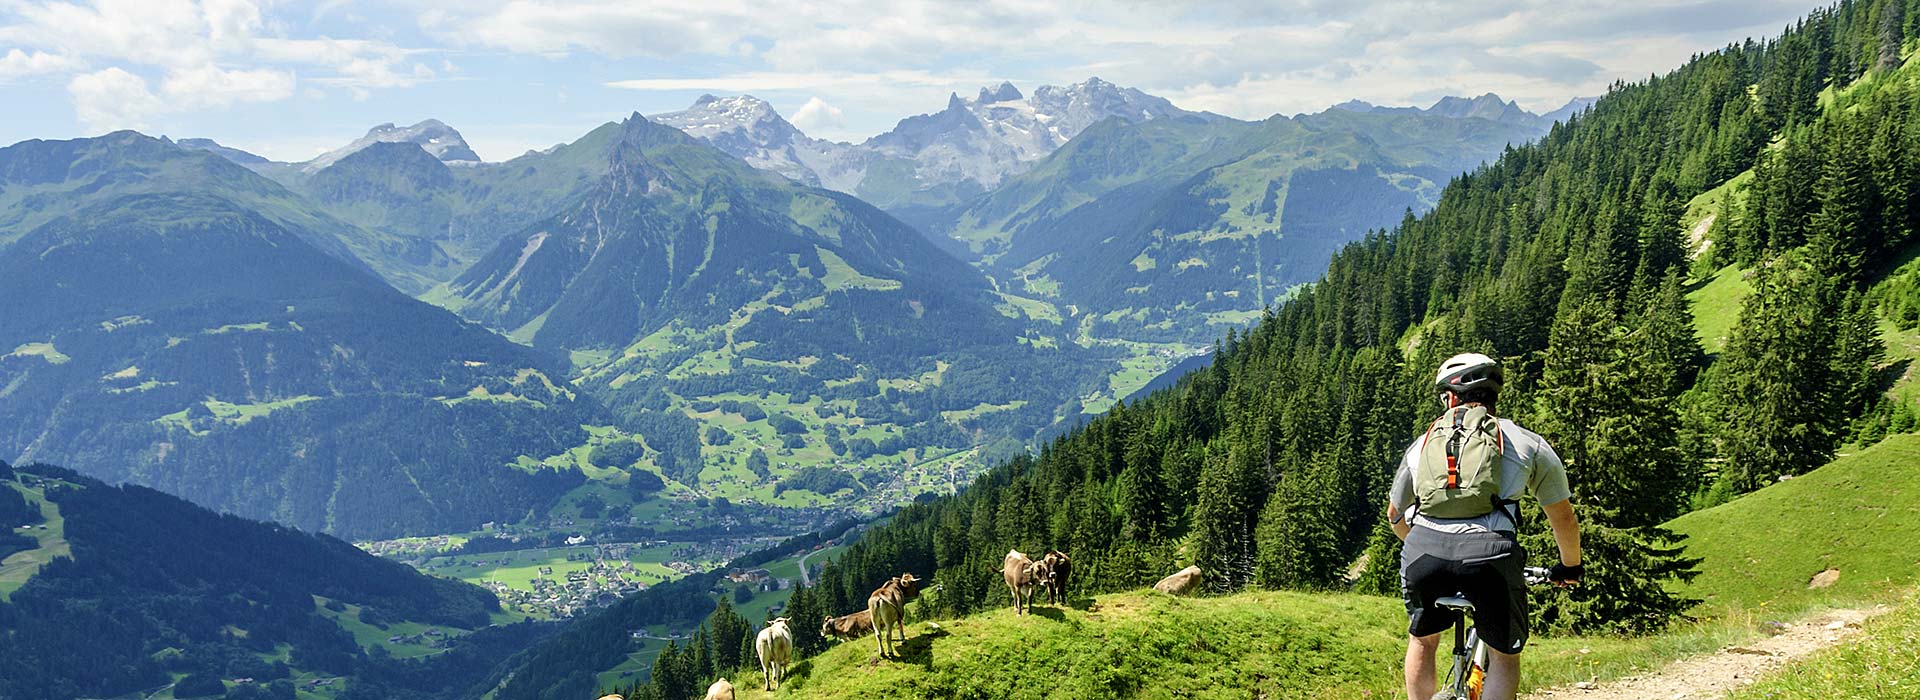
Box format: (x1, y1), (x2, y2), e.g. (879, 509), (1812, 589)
(1430, 566), (1553, 700)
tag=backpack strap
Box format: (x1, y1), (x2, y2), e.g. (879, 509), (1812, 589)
(1482, 414), (1520, 528)
(1443, 407), (1466, 490)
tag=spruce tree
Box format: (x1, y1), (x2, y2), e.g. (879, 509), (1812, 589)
(1705, 251), (1847, 492)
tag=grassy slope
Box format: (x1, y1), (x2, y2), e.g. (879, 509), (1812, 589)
(735, 590), (1409, 700)
(0, 480), (69, 599)
(693, 435), (1920, 700)
(1665, 433), (1920, 617)
(1686, 264), (1754, 355)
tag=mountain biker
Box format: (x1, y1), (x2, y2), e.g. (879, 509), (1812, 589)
(1385, 353), (1583, 700)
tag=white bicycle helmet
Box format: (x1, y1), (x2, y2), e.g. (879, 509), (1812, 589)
(1435, 352), (1503, 394)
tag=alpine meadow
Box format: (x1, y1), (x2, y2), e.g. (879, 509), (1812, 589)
(0, 1), (1917, 700)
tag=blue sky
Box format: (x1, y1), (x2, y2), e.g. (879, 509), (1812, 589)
(0, 0), (1828, 162)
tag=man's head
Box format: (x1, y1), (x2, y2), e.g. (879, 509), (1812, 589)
(1435, 352), (1502, 409)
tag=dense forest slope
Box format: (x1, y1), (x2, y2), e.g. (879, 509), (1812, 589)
(0, 462), (548, 700)
(0, 133), (590, 538)
(509, 1), (1920, 698)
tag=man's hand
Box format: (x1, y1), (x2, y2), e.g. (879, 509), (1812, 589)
(1548, 562), (1583, 587)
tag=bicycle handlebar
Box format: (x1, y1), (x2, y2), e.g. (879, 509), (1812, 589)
(1522, 566), (1553, 586)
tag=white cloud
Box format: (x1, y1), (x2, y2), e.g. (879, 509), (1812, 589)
(3, 0), (431, 129)
(0, 48), (84, 77)
(606, 69), (997, 93)
(789, 96), (844, 132)
(160, 63), (294, 106)
(448, 0), (765, 57)
(67, 66), (165, 130)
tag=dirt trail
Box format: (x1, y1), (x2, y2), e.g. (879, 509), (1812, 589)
(1526, 605), (1889, 700)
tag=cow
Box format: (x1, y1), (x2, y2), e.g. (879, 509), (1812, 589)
(755, 617), (793, 691)
(1036, 550), (1072, 605)
(1153, 565), (1203, 596)
(820, 608), (873, 642)
(1003, 549), (1039, 615)
(703, 678), (735, 700)
(867, 572), (927, 657)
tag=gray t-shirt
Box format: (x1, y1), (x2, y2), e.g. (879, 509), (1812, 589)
(1389, 417), (1572, 534)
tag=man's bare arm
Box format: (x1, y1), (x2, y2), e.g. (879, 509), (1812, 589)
(1542, 499), (1581, 566)
(1386, 503), (1410, 541)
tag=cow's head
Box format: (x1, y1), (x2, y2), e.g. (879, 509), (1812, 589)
(820, 616), (834, 636)
(1030, 559), (1054, 586)
(897, 572), (923, 596)
(768, 616), (790, 630)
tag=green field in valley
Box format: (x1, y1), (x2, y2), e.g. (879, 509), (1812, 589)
(0, 480), (70, 600)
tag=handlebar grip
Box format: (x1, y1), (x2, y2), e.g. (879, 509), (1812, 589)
(1522, 566), (1553, 585)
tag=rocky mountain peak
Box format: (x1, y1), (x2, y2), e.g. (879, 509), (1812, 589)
(305, 118), (480, 172)
(977, 81), (1023, 104)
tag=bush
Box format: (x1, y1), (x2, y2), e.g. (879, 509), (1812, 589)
(626, 469), (665, 495)
(174, 672), (226, 698)
(588, 441), (646, 469)
(767, 413), (807, 435)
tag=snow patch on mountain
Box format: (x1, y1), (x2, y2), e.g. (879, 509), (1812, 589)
(305, 119), (481, 172)
(654, 78), (1215, 209)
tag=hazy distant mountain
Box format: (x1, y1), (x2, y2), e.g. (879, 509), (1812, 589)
(0, 132), (589, 539)
(304, 119), (482, 172)
(917, 107), (1546, 344)
(440, 113), (1102, 482)
(445, 112), (1045, 359)
(655, 78), (1215, 212)
(650, 94), (862, 189)
(1541, 96), (1600, 124)
(1331, 92), (1597, 129)
(176, 137), (270, 165)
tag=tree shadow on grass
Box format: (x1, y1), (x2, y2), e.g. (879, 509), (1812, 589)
(882, 627), (950, 670)
(1029, 606), (1067, 622)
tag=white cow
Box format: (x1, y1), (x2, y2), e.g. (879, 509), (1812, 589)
(703, 678), (735, 700)
(755, 617), (794, 691)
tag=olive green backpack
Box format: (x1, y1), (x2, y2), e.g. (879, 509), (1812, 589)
(1414, 404), (1507, 519)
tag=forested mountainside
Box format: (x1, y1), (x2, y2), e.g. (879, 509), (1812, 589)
(0, 133), (591, 539)
(916, 108), (1546, 346)
(500, 1), (1920, 697)
(0, 462), (550, 700)
(433, 113), (1107, 493)
(801, 0), (1915, 622)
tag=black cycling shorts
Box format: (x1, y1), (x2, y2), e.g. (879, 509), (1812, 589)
(1399, 526), (1529, 654)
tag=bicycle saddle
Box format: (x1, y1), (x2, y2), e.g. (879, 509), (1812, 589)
(1435, 595), (1474, 611)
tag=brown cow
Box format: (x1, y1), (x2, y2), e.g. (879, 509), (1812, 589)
(1035, 550), (1072, 605)
(820, 608), (873, 642)
(867, 572), (926, 657)
(1153, 565), (1203, 596)
(1003, 550), (1039, 615)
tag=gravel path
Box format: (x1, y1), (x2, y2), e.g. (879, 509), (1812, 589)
(1526, 605), (1888, 700)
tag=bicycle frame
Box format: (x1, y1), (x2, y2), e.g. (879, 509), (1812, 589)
(1439, 618), (1489, 700)
(1431, 567), (1549, 700)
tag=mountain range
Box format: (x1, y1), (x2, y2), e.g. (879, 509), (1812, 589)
(1, 78), (1589, 544)
(652, 78), (1215, 212)
(0, 132), (589, 539)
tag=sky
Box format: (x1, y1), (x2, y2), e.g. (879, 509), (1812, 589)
(0, 0), (1831, 162)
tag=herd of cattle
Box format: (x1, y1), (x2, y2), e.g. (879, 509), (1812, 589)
(615, 551), (1209, 698)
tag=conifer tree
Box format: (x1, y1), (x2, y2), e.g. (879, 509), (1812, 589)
(1705, 251), (1848, 492)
